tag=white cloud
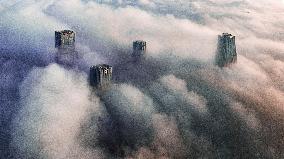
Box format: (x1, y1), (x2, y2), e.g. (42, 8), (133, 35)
(153, 75), (209, 115)
(1, 0), (284, 158)
(11, 64), (105, 158)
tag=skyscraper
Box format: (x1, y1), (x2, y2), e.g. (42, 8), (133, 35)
(55, 30), (77, 66)
(133, 40), (146, 57)
(90, 64), (113, 89)
(216, 33), (237, 67)
(55, 30), (75, 49)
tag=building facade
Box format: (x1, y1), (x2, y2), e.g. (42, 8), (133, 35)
(133, 40), (146, 57)
(55, 30), (77, 66)
(216, 33), (237, 67)
(90, 64), (113, 89)
(55, 30), (75, 49)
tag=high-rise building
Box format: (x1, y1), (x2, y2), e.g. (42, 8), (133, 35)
(55, 30), (75, 49)
(55, 30), (77, 66)
(216, 33), (237, 67)
(133, 40), (146, 57)
(90, 64), (113, 89)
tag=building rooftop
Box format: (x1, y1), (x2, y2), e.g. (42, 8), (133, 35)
(55, 30), (75, 34)
(91, 64), (112, 69)
(221, 33), (235, 38)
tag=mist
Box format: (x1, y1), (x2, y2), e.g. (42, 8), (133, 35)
(0, 0), (284, 158)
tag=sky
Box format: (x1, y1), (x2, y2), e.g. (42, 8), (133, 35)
(0, 0), (284, 158)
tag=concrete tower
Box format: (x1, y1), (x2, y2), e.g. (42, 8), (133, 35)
(55, 30), (77, 66)
(216, 33), (237, 67)
(90, 64), (113, 89)
(55, 30), (75, 49)
(133, 40), (146, 57)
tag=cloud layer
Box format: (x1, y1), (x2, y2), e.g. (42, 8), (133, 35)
(0, 0), (284, 158)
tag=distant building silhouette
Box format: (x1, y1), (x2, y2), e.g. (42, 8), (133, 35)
(133, 40), (146, 57)
(55, 30), (75, 49)
(90, 64), (113, 89)
(216, 33), (237, 67)
(55, 30), (78, 66)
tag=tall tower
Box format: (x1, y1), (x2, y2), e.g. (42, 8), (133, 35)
(55, 30), (75, 49)
(55, 30), (77, 66)
(90, 64), (113, 89)
(216, 33), (237, 67)
(133, 40), (146, 57)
